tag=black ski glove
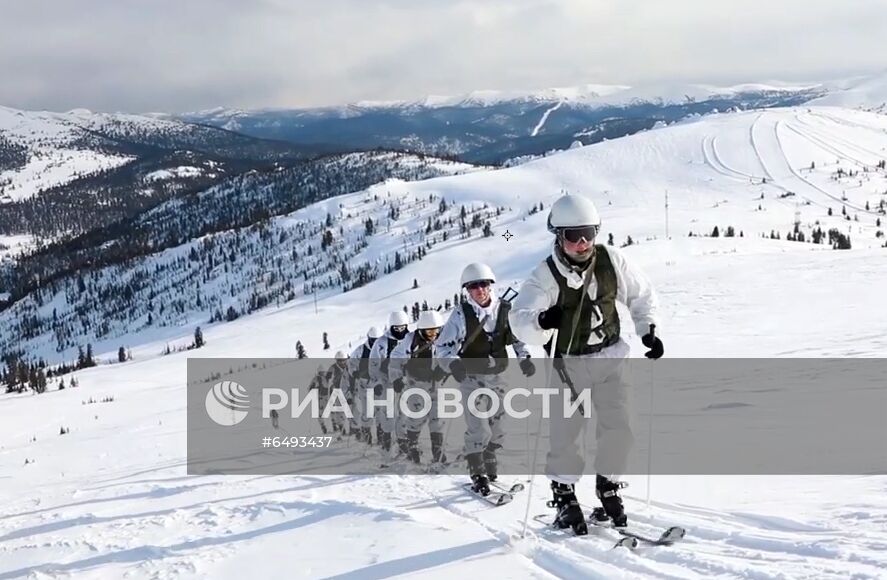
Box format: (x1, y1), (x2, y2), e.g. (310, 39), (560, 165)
(432, 367), (448, 383)
(449, 359), (467, 382)
(641, 324), (664, 359)
(538, 305), (563, 330)
(392, 378), (405, 393)
(519, 357), (536, 377)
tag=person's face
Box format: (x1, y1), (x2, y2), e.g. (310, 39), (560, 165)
(420, 328), (441, 342)
(559, 226), (597, 262)
(465, 280), (492, 306)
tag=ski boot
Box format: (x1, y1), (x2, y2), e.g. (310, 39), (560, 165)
(396, 437), (410, 458)
(547, 481), (588, 535)
(405, 430), (421, 464)
(467, 452), (490, 496)
(595, 475), (628, 528)
(482, 443), (500, 482)
(430, 432), (447, 464)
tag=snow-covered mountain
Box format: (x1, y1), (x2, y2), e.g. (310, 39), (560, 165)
(2, 105), (886, 578)
(4, 103), (887, 364)
(808, 70), (887, 114)
(0, 150), (481, 361)
(179, 82), (824, 165)
(0, 105), (340, 240)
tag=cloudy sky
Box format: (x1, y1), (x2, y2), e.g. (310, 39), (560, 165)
(2, 0), (885, 113)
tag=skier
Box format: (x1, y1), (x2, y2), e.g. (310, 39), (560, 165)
(349, 326), (384, 444)
(308, 363), (332, 435)
(388, 310), (449, 464)
(437, 263), (535, 495)
(510, 193), (663, 534)
(368, 311), (411, 453)
(328, 350), (355, 437)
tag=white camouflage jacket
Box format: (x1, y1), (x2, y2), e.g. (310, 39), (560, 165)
(368, 329), (403, 386)
(388, 330), (445, 384)
(436, 294), (531, 371)
(509, 244), (660, 350)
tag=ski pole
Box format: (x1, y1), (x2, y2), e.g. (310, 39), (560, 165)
(645, 359), (655, 510)
(525, 375), (531, 483)
(521, 329), (558, 539)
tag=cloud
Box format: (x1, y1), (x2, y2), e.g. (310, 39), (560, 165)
(0, 0), (884, 112)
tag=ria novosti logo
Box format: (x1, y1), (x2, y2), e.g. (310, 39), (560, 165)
(205, 381), (250, 426)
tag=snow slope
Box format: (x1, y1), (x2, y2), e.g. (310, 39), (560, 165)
(1, 106), (887, 578)
(0, 106), (134, 203)
(808, 71), (887, 114)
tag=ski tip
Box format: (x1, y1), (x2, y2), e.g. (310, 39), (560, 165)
(615, 537), (639, 550)
(661, 526), (687, 542)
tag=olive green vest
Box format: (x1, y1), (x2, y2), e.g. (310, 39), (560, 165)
(459, 300), (515, 374)
(546, 245), (621, 356)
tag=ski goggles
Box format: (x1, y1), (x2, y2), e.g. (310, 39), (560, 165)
(464, 280), (492, 290)
(391, 324), (408, 333)
(559, 225), (600, 243)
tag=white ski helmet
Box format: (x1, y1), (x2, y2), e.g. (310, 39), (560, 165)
(460, 262), (496, 287)
(547, 194), (601, 232)
(367, 326), (383, 339)
(334, 350), (348, 360)
(388, 311), (410, 327)
(417, 310), (445, 330)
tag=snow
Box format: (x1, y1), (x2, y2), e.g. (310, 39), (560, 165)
(143, 166), (204, 182)
(0, 234), (35, 261)
(808, 70), (887, 113)
(0, 148), (133, 203)
(321, 81), (816, 112)
(2, 106), (887, 578)
(193, 80), (823, 119)
(530, 101), (565, 137)
(0, 105), (196, 202)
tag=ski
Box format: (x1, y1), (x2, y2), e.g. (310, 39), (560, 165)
(489, 479), (525, 494)
(614, 525), (685, 546)
(589, 518), (686, 546)
(462, 482), (513, 506)
(532, 514), (637, 548)
(585, 505), (686, 546)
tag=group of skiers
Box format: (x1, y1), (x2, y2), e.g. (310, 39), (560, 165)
(309, 194), (663, 534)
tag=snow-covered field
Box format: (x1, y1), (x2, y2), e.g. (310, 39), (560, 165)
(1, 106), (886, 578)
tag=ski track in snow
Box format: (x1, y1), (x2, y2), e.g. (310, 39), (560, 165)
(7, 472), (881, 579)
(531, 101), (565, 137)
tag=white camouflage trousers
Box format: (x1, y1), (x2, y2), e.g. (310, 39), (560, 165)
(459, 373), (508, 456)
(399, 377), (446, 435)
(546, 339), (635, 485)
